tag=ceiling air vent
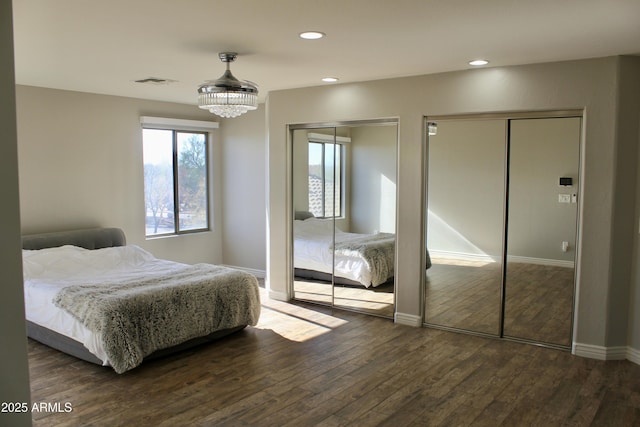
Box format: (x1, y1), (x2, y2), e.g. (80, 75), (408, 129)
(134, 77), (177, 85)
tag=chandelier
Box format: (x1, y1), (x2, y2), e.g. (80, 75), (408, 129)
(198, 52), (258, 118)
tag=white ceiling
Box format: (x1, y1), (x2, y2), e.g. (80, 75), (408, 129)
(12, 0), (640, 106)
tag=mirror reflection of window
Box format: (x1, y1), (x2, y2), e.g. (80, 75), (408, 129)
(308, 141), (342, 218)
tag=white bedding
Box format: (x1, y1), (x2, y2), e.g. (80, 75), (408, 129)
(293, 218), (394, 287)
(23, 245), (198, 366)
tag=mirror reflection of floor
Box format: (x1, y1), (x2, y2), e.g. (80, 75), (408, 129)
(503, 262), (574, 346)
(293, 278), (332, 305)
(425, 257), (502, 335)
(294, 278), (395, 319)
(425, 256), (574, 347)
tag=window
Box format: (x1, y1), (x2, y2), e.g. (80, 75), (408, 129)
(143, 128), (209, 236)
(308, 141), (343, 218)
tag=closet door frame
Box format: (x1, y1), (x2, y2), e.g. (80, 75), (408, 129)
(288, 118), (400, 318)
(423, 109), (584, 351)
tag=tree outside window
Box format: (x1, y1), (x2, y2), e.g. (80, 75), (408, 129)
(143, 128), (209, 236)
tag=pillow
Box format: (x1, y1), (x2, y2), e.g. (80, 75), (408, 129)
(295, 211), (315, 220)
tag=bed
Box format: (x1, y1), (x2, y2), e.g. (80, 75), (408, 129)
(293, 215), (394, 287)
(22, 227), (261, 373)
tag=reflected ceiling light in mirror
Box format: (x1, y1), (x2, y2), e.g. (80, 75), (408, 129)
(469, 59), (489, 66)
(299, 31), (325, 40)
(322, 77), (339, 83)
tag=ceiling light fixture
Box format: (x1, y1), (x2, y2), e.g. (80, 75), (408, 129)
(322, 77), (338, 82)
(299, 31), (325, 40)
(197, 52), (258, 118)
(469, 59), (489, 66)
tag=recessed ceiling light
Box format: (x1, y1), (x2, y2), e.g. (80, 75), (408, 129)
(469, 59), (489, 66)
(299, 31), (325, 40)
(322, 77), (338, 83)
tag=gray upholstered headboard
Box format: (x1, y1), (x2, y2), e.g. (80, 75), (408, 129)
(22, 227), (126, 250)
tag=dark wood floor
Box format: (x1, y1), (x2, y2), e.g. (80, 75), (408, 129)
(28, 286), (640, 426)
(425, 257), (574, 346)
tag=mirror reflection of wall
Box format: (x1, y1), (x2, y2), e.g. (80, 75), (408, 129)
(350, 125), (397, 234)
(425, 119), (506, 335)
(504, 117), (581, 347)
(291, 121), (398, 319)
(425, 114), (581, 349)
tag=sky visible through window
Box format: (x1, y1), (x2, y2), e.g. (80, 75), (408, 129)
(143, 129), (172, 165)
(143, 128), (208, 236)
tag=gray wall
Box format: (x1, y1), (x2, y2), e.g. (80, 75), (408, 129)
(427, 116), (581, 264)
(0, 1), (32, 425)
(622, 56), (640, 352)
(16, 86), (224, 265)
(350, 125), (397, 234)
(508, 117), (580, 263)
(427, 119), (506, 259)
(292, 130), (311, 215)
(266, 56), (639, 354)
(219, 105), (266, 272)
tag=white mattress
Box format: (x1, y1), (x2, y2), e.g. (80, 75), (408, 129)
(293, 218), (389, 287)
(23, 244), (191, 365)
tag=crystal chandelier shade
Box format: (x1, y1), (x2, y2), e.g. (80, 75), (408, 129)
(198, 52), (258, 118)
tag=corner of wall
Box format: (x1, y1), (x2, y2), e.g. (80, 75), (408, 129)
(573, 342), (629, 362)
(0, 1), (33, 424)
(268, 289), (289, 302)
(394, 312), (422, 327)
(627, 346), (640, 365)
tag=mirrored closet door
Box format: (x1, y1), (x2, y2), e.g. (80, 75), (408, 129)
(504, 117), (580, 347)
(425, 119), (506, 335)
(291, 120), (398, 318)
(425, 113), (581, 349)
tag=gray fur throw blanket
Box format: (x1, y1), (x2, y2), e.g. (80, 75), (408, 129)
(54, 264), (260, 373)
(333, 233), (395, 286)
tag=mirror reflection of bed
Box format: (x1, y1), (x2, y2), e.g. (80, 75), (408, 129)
(291, 121), (398, 319)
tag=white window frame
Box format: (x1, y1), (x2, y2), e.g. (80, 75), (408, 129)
(141, 117), (218, 237)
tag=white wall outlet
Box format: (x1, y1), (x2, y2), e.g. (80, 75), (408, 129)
(558, 194), (571, 203)
(562, 241), (569, 252)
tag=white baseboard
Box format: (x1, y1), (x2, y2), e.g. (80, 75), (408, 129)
(429, 250), (499, 263)
(507, 255), (574, 268)
(394, 312), (422, 327)
(428, 250), (574, 268)
(268, 289), (289, 302)
(574, 343), (630, 361)
(627, 346), (640, 365)
(221, 265), (265, 278)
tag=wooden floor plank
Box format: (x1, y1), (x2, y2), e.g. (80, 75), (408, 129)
(27, 285), (640, 426)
